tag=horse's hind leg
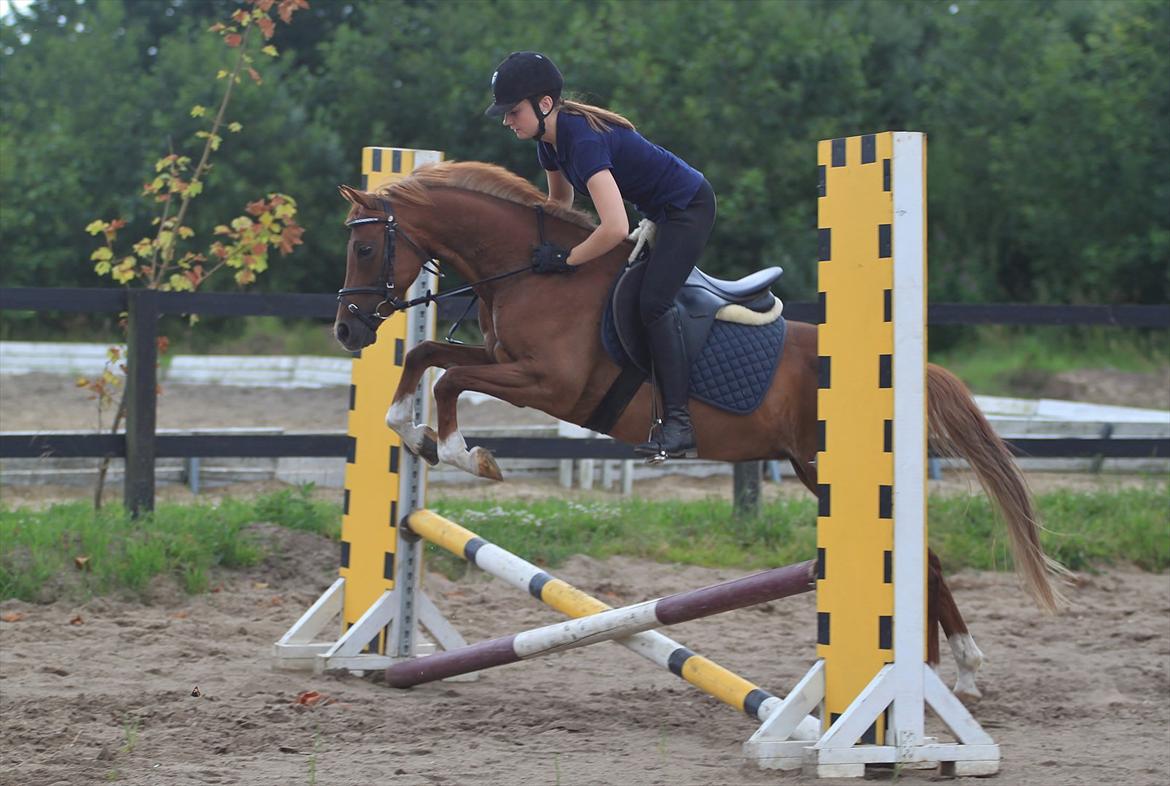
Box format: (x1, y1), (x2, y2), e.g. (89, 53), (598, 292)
(793, 458), (939, 666)
(930, 551), (984, 702)
(386, 341), (493, 465)
(791, 459), (982, 700)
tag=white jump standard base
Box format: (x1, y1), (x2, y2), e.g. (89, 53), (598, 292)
(744, 661), (999, 775)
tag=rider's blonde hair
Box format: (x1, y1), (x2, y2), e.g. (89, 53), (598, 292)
(558, 98), (635, 133)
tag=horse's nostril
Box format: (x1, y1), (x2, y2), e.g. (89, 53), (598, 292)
(335, 322), (350, 342)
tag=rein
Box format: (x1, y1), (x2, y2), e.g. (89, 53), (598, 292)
(339, 197), (552, 333)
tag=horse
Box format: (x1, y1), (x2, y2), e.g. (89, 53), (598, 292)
(332, 160), (1066, 700)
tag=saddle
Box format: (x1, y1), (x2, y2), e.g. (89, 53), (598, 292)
(586, 260), (789, 433)
(610, 260), (784, 373)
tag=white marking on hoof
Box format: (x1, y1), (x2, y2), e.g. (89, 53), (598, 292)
(949, 633), (984, 702)
(386, 398), (428, 454)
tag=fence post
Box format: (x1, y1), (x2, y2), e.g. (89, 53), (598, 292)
(124, 288), (159, 516)
(1090, 422), (1114, 473)
(733, 461), (762, 517)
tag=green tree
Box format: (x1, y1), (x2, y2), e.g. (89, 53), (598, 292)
(919, 0), (1169, 303)
(3, 0), (1166, 307)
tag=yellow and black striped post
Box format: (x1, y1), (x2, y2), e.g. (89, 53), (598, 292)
(748, 133), (996, 776)
(815, 132), (902, 743)
(339, 146), (443, 654)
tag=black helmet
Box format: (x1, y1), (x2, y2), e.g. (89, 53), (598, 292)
(484, 51), (563, 117)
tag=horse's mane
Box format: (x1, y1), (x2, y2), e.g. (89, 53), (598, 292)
(373, 160), (598, 230)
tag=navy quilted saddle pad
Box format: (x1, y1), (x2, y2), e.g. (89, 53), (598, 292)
(601, 305), (788, 415)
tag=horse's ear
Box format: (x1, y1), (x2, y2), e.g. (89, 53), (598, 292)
(339, 184), (381, 210)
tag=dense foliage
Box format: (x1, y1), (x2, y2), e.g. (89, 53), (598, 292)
(2, 0), (1166, 305)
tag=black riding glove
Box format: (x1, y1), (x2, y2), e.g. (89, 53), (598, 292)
(531, 242), (576, 274)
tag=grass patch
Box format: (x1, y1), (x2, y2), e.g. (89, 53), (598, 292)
(930, 325), (1168, 396)
(162, 315), (339, 356)
(425, 497), (820, 577)
(928, 481), (1170, 573)
(250, 484), (341, 536)
(428, 480), (1169, 578)
(3, 482), (1164, 603)
(0, 485), (339, 602)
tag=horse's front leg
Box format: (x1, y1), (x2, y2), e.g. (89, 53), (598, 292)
(385, 341), (494, 465)
(431, 361), (552, 480)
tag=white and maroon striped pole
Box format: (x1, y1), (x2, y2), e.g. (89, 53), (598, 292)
(386, 559), (815, 689)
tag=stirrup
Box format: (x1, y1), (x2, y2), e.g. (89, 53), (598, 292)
(644, 443), (698, 464)
(637, 418), (666, 463)
(642, 445), (698, 465)
(636, 421), (698, 463)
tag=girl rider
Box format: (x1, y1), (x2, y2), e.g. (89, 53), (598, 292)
(485, 51), (716, 460)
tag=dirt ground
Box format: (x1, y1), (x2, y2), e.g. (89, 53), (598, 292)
(0, 523), (1167, 786)
(1, 370), (1168, 784)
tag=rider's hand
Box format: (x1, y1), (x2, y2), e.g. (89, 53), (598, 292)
(531, 242), (576, 274)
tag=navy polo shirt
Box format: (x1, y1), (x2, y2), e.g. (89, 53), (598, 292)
(537, 112), (703, 221)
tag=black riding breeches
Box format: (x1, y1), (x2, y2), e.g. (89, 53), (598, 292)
(639, 178), (717, 325)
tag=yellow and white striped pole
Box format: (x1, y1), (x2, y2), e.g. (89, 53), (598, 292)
(406, 510), (820, 731)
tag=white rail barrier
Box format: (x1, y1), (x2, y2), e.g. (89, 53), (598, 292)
(3, 344), (1166, 486)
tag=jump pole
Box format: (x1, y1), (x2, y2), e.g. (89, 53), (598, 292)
(386, 557), (815, 688)
(743, 133), (999, 776)
(404, 510), (819, 735)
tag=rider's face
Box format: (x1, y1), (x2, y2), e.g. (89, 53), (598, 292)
(502, 101), (539, 139)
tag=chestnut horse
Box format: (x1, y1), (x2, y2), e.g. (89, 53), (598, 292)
(333, 161), (1065, 699)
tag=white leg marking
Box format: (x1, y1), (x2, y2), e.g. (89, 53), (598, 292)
(949, 632), (985, 700)
(386, 398), (427, 452)
(437, 432), (477, 474)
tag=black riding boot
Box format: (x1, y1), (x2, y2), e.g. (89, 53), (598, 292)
(635, 307), (697, 460)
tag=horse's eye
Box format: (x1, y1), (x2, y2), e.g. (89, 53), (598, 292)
(356, 244), (373, 258)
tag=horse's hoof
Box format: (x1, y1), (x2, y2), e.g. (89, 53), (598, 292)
(400, 428), (439, 466)
(472, 447), (504, 481)
(953, 677), (982, 704)
(418, 431), (439, 466)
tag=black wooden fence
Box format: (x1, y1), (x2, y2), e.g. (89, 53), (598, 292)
(2, 287), (1167, 514)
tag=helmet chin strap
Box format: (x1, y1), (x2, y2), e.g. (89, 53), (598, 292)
(529, 96), (551, 140)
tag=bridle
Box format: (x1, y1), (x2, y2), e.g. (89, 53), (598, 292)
(337, 196), (439, 332)
(337, 194), (554, 333)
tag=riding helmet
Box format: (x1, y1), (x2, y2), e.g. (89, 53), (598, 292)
(484, 51), (563, 116)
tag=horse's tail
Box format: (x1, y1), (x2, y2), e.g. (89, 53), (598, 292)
(926, 364), (1070, 613)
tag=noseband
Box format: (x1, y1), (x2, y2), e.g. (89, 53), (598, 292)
(337, 196), (437, 331)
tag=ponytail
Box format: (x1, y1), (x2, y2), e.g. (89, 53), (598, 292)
(559, 98), (636, 133)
